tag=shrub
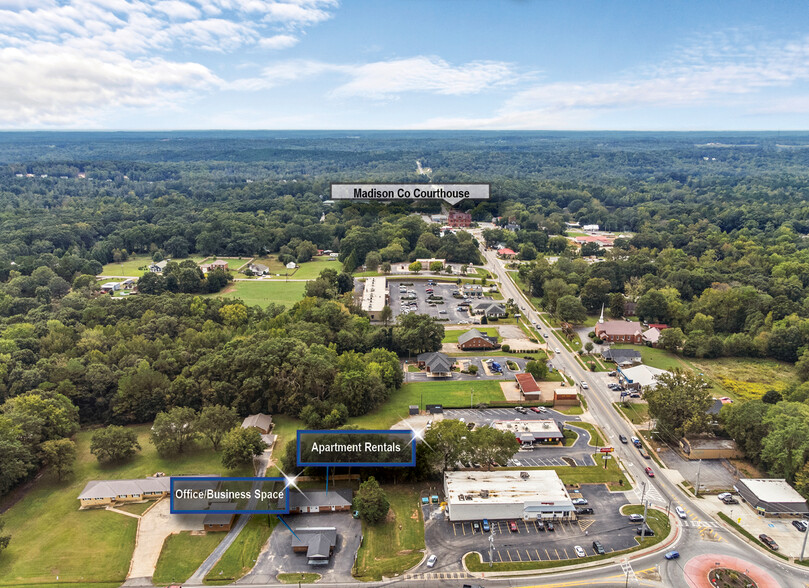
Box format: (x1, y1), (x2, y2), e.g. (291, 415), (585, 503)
(502, 344), (511, 353)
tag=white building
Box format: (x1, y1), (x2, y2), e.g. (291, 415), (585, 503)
(618, 364), (671, 391)
(582, 224), (600, 232)
(360, 277), (388, 320)
(443, 470), (575, 521)
(100, 282), (121, 293)
(491, 420), (564, 444)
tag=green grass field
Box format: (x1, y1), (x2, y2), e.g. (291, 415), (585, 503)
(204, 516), (276, 584)
(101, 254), (207, 277)
(153, 531), (224, 585)
(614, 402), (650, 426)
(212, 280), (307, 308)
(0, 425), (250, 586)
(441, 327), (498, 344)
(288, 257), (343, 279)
(353, 485), (425, 581)
(277, 573), (321, 584)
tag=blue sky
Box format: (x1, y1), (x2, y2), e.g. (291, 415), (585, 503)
(2, 0), (809, 130)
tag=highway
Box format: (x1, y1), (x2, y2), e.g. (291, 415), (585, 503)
(476, 243), (808, 587)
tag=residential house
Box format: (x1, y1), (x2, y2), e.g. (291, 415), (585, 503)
(148, 260), (168, 273)
(288, 490), (352, 514)
(203, 503), (237, 532)
(248, 263), (269, 276)
(291, 527), (338, 565)
(642, 327), (661, 346)
(416, 352), (453, 378)
(78, 476), (170, 508)
(497, 248), (517, 259)
(241, 413), (273, 434)
(457, 329), (499, 350)
(286, 261), (297, 270)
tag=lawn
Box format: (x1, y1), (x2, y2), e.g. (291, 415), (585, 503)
(241, 255), (288, 275)
(201, 257), (253, 271)
(609, 344), (688, 372)
(212, 280), (307, 308)
(505, 453), (630, 489)
(278, 573), (321, 584)
(114, 501), (155, 516)
(204, 515), (276, 584)
(288, 257), (343, 280)
(353, 484), (425, 581)
(613, 402), (650, 426)
(441, 327), (498, 344)
(0, 425), (251, 587)
(566, 422), (605, 447)
(153, 531), (224, 585)
(100, 254), (206, 277)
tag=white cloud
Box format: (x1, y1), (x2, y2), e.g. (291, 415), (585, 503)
(153, 0), (200, 20)
(258, 34), (299, 50)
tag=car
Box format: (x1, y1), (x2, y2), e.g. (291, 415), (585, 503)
(576, 507), (594, 515)
(636, 526), (655, 536)
(629, 393), (641, 398)
(608, 371), (617, 377)
(509, 521), (518, 532)
(619, 434), (628, 444)
(645, 466), (654, 477)
(675, 506), (687, 519)
(628, 514), (645, 522)
(472, 521), (480, 531)
(793, 520), (808, 532)
(536, 520), (545, 530)
(515, 407), (528, 414)
(592, 540), (605, 555)
(426, 554), (437, 567)
(511, 459), (522, 466)
(439, 309), (447, 314)
(664, 550), (680, 560)
(555, 348), (561, 353)
(574, 545), (586, 558)
(580, 381), (589, 389)
(607, 383), (618, 390)
(631, 436), (642, 447)
(759, 534), (779, 550)
(459, 417), (466, 424)
(482, 519), (490, 532)
(639, 449), (651, 459)
(572, 497), (588, 505)
(721, 497), (739, 505)
(546, 521), (554, 531)
(543, 333), (549, 338)
(717, 492), (732, 501)
(530, 406), (542, 413)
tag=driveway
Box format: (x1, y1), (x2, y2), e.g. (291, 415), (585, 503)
(127, 498), (205, 581)
(656, 449), (738, 492)
(239, 511), (361, 584)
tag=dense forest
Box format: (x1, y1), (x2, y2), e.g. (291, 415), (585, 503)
(2, 130), (809, 495)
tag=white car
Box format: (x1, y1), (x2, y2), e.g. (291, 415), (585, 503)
(426, 554), (437, 568)
(572, 498), (588, 505)
(675, 506), (687, 519)
(717, 492), (732, 501)
(574, 545), (586, 558)
(555, 348), (561, 353)
(580, 381), (589, 389)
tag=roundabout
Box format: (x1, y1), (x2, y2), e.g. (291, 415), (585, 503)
(682, 554), (781, 588)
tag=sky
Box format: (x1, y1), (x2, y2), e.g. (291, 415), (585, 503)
(2, 0), (809, 130)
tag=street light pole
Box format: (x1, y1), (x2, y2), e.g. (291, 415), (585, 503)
(695, 459), (702, 498)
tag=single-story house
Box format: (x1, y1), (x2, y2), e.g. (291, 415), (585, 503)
(148, 260), (168, 273)
(602, 348), (642, 365)
(734, 479), (809, 517)
(78, 476), (170, 508)
(679, 437), (743, 460)
(642, 327), (661, 346)
(241, 413), (273, 434)
(286, 261), (297, 269)
(291, 527), (338, 565)
(497, 248), (517, 259)
(248, 263), (269, 276)
(574, 235), (613, 247)
(100, 282), (121, 293)
(121, 278), (137, 289)
(416, 352), (453, 378)
(203, 503), (237, 532)
(707, 397), (733, 417)
(457, 328), (499, 350)
(515, 373), (541, 400)
(473, 301), (507, 318)
(624, 301), (637, 316)
(595, 320), (643, 344)
(617, 364), (671, 391)
(287, 490), (352, 514)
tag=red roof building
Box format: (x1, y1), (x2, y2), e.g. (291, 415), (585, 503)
(515, 373), (541, 399)
(595, 320), (643, 344)
(448, 209), (472, 228)
(497, 248), (517, 258)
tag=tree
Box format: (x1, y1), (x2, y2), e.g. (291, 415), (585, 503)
(219, 303), (248, 326)
(150, 407), (198, 455)
(580, 278), (611, 313)
(90, 425), (141, 463)
(392, 313), (444, 356)
(556, 295), (587, 324)
(364, 251), (381, 271)
(409, 261), (422, 273)
(2, 391), (79, 446)
(796, 349), (809, 382)
(580, 241), (602, 257)
(720, 400), (769, 463)
(380, 261), (391, 274)
(0, 518), (9, 554)
(644, 370), (713, 442)
(524, 360), (548, 381)
(762, 390), (782, 405)
(689, 313), (715, 335)
(760, 402), (809, 482)
(353, 476), (390, 524)
(658, 327), (685, 353)
(40, 438), (76, 480)
(636, 290), (668, 323)
(221, 427), (267, 470)
(421, 419), (469, 472)
(380, 305), (393, 326)
(467, 426), (519, 470)
(429, 260), (443, 273)
(196, 405), (239, 450)
(280, 439), (300, 475)
(342, 251), (358, 274)
(585, 341), (594, 352)
(608, 292), (626, 318)
(0, 417), (35, 495)
(136, 271), (166, 295)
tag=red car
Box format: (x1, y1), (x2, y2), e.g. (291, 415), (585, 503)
(509, 521), (518, 532)
(645, 467), (654, 477)
(530, 407), (542, 413)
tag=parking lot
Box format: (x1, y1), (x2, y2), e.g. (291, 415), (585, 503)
(388, 280), (491, 324)
(405, 356), (529, 382)
(444, 407), (574, 425)
(422, 485), (635, 571)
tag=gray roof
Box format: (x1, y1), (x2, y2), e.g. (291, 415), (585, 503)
(242, 413), (273, 430)
(417, 351), (453, 373)
(291, 527), (338, 558)
(149, 260), (168, 269)
(203, 503), (237, 525)
(249, 263), (269, 272)
(288, 489), (352, 509)
(473, 302), (506, 315)
(603, 349), (642, 363)
(78, 477), (169, 500)
(457, 329), (497, 346)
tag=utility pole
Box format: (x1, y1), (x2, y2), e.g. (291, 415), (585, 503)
(695, 459), (702, 498)
(488, 531), (495, 567)
(641, 499), (649, 538)
(801, 519), (809, 561)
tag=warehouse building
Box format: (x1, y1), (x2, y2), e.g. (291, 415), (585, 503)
(734, 479), (809, 517)
(444, 470), (574, 521)
(360, 277), (388, 320)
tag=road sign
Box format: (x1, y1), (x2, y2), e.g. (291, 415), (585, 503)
(602, 454), (612, 460)
(599, 447), (614, 453)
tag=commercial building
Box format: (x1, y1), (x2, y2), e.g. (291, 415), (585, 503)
(553, 388), (580, 407)
(492, 419), (564, 444)
(444, 470), (575, 521)
(602, 348), (642, 365)
(734, 479), (809, 517)
(448, 209), (472, 228)
(416, 351), (453, 377)
(473, 301), (507, 318)
(291, 527), (338, 565)
(515, 373), (541, 401)
(203, 503), (237, 532)
(679, 437), (743, 460)
(497, 248), (517, 259)
(288, 490), (352, 514)
(595, 320), (643, 343)
(457, 329), (499, 350)
(360, 276), (388, 320)
(78, 476), (170, 508)
(617, 364), (670, 391)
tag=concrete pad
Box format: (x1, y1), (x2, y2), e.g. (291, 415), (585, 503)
(500, 381), (521, 402)
(127, 498), (206, 579)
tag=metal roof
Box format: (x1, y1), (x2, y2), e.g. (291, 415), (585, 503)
(78, 477), (170, 500)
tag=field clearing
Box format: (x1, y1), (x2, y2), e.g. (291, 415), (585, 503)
(101, 254), (207, 276)
(254, 257), (342, 280)
(212, 280), (307, 308)
(0, 425), (249, 586)
(153, 531), (224, 585)
(353, 485), (425, 581)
